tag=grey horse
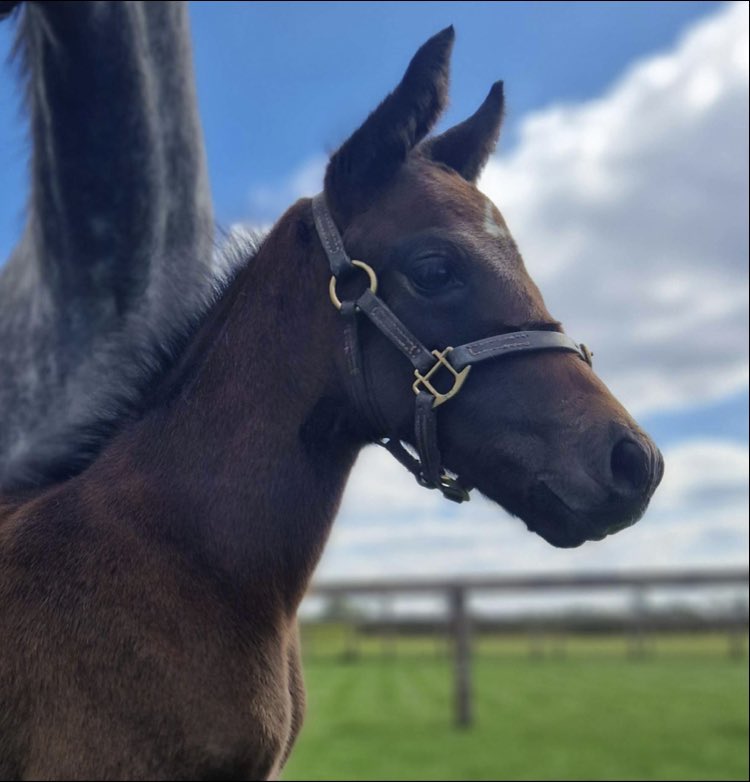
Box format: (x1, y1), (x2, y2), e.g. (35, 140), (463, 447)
(0, 1), (228, 491)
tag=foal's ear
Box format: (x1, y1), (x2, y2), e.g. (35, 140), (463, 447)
(325, 27), (454, 223)
(420, 81), (504, 183)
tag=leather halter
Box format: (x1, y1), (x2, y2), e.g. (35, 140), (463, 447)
(312, 193), (593, 503)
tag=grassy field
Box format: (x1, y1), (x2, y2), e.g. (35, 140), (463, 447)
(283, 630), (749, 781)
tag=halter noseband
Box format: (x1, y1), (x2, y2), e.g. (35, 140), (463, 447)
(312, 193), (593, 504)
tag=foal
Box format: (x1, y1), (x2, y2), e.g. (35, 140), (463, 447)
(0, 28), (662, 780)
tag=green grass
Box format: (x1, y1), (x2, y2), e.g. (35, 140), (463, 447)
(283, 633), (749, 781)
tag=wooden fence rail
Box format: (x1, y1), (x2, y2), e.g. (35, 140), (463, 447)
(307, 568), (749, 728)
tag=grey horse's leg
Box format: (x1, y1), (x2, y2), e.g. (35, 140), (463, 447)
(0, 2), (218, 490)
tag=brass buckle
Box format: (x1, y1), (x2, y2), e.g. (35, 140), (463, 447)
(438, 473), (471, 503)
(412, 348), (471, 408)
(329, 261), (378, 310)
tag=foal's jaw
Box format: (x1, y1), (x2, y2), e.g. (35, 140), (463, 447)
(436, 354), (665, 548)
(449, 426), (663, 549)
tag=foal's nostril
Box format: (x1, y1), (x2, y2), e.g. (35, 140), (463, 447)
(610, 438), (651, 493)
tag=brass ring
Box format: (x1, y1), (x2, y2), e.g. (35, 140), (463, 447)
(329, 261), (378, 310)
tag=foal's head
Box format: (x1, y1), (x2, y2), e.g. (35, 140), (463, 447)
(318, 27), (663, 547)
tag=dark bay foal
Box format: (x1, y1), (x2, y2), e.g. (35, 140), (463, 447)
(0, 28), (662, 780)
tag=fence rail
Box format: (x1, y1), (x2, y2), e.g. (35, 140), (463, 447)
(310, 567), (749, 596)
(305, 567), (749, 728)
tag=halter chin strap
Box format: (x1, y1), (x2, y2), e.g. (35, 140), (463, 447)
(312, 193), (593, 503)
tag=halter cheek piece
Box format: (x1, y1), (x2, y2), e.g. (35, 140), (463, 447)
(312, 193), (593, 504)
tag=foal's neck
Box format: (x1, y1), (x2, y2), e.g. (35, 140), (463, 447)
(97, 202), (359, 612)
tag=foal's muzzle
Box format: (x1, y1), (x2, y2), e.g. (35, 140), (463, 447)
(528, 431), (664, 548)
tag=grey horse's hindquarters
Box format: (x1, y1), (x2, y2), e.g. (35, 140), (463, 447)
(0, 1), (219, 491)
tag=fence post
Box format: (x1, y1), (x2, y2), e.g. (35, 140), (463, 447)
(342, 618), (359, 662)
(628, 587), (649, 659)
(382, 594), (397, 660)
(450, 586), (473, 728)
(528, 620), (545, 660)
(728, 597), (748, 660)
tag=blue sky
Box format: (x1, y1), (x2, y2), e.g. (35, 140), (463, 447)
(186, 1), (723, 223)
(0, 2), (747, 581)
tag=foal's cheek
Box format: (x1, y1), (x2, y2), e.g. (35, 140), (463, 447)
(364, 337), (417, 434)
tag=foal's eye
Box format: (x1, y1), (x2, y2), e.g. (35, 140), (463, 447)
(408, 258), (458, 294)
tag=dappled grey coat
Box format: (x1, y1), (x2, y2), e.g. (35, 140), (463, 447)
(0, 1), (228, 491)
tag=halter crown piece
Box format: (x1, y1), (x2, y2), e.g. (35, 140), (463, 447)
(312, 193), (593, 504)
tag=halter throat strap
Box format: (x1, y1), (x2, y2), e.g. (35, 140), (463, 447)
(311, 193), (593, 503)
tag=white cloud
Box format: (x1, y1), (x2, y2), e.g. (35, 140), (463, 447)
(651, 438), (748, 513)
(478, 1), (749, 416)
(248, 155), (326, 218)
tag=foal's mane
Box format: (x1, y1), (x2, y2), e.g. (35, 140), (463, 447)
(7, 230), (264, 493)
